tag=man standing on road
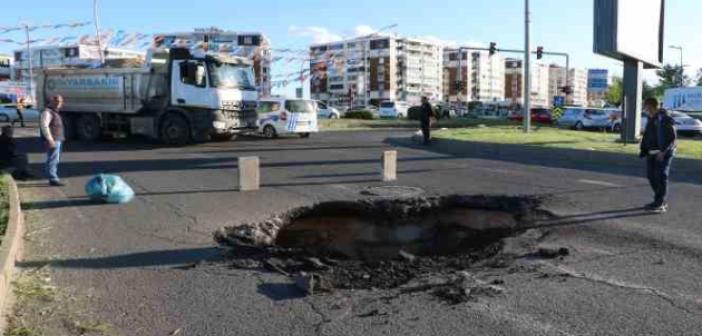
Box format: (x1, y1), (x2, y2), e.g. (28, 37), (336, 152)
(41, 95), (66, 187)
(13, 97), (26, 128)
(640, 97), (676, 214)
(419, 96), (435, 145)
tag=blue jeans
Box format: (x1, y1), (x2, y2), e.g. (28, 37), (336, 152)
(646, 153), (674, 206)
(46, 141), (62, 182)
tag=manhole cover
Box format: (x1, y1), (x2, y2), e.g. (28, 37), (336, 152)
(360, 186), (425, 198)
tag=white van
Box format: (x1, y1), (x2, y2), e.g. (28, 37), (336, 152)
(379, 101), (409, 118)
(256, 97), (319, 138)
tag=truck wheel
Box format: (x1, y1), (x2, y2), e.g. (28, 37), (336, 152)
(299, 133), (311, 139)
(160, 114), (191, 146)
(263, 125), (277, 139)
(76, 115), (101, 141)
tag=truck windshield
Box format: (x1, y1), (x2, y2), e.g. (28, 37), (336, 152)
(208, 62), (256, 90)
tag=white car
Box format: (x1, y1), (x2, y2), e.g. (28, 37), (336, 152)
(671, 111), (702, 136)
(379, 101), (409, 118)
(315, 101), (341, 119)
(256, 98), (318, 138)
(0, 104), (41, 124)
(611, 111), (702, 136)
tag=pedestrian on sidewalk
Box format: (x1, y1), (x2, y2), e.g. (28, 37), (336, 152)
(419, 96), (435, 145)
(41, 95), (66, 187)
(639, 97), (676, 214)
(13, 97), (26, 128)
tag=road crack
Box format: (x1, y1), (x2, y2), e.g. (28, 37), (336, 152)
(544, 263), (700, 317)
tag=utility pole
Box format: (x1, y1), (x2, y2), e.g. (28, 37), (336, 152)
(669, 45), (683, 87)
(94, 0), (105, 64)
(523, 0), (531, 133)
(24, 24), (32, 102)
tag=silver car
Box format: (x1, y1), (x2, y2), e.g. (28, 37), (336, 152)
(315, 101), (341, 119)
(0, 104), (41, 124)
(557, 107), (611, 130)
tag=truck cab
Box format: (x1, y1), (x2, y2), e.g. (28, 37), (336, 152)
(148, 48), (259, 143)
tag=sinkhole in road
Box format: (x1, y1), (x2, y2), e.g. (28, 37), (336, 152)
(218, 195), (545, 261)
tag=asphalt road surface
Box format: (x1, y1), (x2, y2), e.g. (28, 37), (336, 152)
(11, 128), (702, 335)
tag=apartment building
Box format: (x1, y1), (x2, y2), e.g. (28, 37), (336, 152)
(443, 49), (504, 103)
(0, 54), (10, 81)
(503, 58), (550, 107)
(587, 69), (611, 107)
(549, 65), (588, 107)
(310, 36), (443, 108)
(153, 29), (272, 96)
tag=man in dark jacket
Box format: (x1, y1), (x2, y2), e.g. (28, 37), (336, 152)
(419, 97), (435, 145)
(639, 97), (677, 213)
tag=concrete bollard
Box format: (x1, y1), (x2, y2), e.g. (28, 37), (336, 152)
(382, 150), (397, 182)
(238, 156), (260, 191)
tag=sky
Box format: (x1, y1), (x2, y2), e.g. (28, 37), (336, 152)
(1, 0), (699, 97)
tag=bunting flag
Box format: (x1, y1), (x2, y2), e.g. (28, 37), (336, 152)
(0, 21), (90, 35)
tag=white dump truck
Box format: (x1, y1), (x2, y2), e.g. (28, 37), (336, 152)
(36, 47), (258, 145)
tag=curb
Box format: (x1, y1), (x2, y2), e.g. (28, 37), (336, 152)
(0, 176), (24, 331)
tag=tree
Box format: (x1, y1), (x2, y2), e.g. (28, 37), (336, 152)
(656, 64), (689, 89)
(696, 68), (702, 87)
(603, 78), (659, 108)
(605, 77), (623, 107)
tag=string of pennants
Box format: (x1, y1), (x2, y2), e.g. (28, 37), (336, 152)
(0, 22), (368, 90)
(0, 22), (91, 34)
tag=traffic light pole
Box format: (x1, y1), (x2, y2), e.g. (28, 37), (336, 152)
(524, 0), (531, 133)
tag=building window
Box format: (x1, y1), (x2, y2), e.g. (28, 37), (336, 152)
(370, 39), (390, 50)
(238, 35), (261, 46)
(330, 84), (344, 90)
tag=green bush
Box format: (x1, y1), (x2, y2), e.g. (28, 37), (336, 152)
(407, 106), (422, 120)
(343, 110), (374, 120)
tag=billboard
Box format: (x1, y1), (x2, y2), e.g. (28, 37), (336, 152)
(663, 88), (702, 111)
(594, 0), (665, 68)
(588, 69), (609, 92)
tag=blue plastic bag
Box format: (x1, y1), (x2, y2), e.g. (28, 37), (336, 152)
(85, 174), (135, 204)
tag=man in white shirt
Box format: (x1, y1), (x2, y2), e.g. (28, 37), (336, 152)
(40, 95), (66, 186)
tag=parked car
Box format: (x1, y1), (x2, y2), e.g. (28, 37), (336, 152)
(557, 107), (611, 130)
(671, 111), (702, 136)
(610, 113), (647, 134)
(315, 101), (340, 119)
(509, 108), (554, 124)
(0, 103), (41, 124)
(256, 98), (318, 138)
(378, 100), (409, 118)
(614, 111), (702, 136)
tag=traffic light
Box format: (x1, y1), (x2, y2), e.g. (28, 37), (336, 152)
(536, 46), (544, 60)
(489, 42), (497, 56)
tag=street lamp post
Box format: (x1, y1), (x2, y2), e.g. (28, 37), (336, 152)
(94, 0), (105, 64)
(23, 24), (33, 101)
(669, 45), (683, 87)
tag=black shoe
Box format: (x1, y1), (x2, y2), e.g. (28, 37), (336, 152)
(643, 202), (658, 210)
(649, 204), (668, 214)
(49, 180), (66, 187)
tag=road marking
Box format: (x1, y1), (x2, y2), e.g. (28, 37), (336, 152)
(577, 179), (622, 188)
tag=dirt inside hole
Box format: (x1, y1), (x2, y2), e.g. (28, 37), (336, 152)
(215, 195), (551, 291)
